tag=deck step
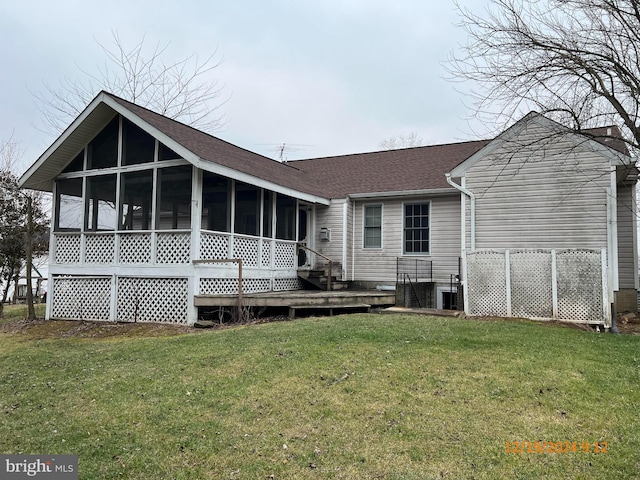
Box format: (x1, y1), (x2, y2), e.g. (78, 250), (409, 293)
(288, 303), (371, 318)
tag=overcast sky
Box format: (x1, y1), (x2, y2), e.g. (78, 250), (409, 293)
(1, 0), (491, 174)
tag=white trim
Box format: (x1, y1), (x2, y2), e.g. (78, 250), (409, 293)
(342, 201), (348, 281)
(348, 188), (456, 199)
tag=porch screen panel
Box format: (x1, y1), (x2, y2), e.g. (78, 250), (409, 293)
(55, 178), (83, 232)
(87, 117), (118, 170)
(276, 194), (296, 240)
(122, 118), (155, 165)
(120, 170), (153, 230)
(235, 182), (260, 236)
(157, 166), (192, 229)
(202, 172), (230, 232)
(86, 174), (117, 231)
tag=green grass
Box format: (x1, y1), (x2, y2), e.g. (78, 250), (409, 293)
(1, 315), (639, 479)
(0, 303), (46, 322)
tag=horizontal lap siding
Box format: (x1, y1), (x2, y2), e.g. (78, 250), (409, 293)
(464, 124), (610, 251)
(352, 195), (461, 284)
(617, 183), (636, 289)
(314, 201), (347, 276)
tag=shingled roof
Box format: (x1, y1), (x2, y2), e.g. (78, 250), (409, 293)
(21, 92), (632, 201)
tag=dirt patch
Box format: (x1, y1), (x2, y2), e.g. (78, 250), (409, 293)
(0, 318), (197, 340)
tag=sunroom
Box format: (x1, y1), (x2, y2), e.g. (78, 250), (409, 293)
(21, 92), (329, 324)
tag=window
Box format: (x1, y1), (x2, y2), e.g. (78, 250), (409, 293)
(364, 204), (382, 248)
(404, 202), (430, 254)
(85, 175), (117, 231)
(63, 150), (84, 173)
(157, 166), (192, 229)
(263, 191), (273, 238)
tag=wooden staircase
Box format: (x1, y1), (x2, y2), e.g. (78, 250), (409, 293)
(298, 265), (349, 291)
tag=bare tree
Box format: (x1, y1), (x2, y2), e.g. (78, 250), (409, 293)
(450, 0), (640, 155)
(0, 137), (49, 320)
(379, 132), (424, 150)
(32, 31), (226, 135)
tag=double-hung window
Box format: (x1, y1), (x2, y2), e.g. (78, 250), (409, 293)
(404, 202), (429, 254)
(364, 204), (382, 248)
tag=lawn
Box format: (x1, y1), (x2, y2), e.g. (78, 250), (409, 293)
(0, 314), (638, 479)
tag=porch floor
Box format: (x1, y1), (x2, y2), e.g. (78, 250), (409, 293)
(194, 289), (396, 310)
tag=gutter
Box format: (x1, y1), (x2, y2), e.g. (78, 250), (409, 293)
(445, 173), (476, 251)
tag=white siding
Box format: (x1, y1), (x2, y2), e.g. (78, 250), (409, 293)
(314, 200), (348, 278)
(463, 122), (611, 251)
(351, 194), (461, 284)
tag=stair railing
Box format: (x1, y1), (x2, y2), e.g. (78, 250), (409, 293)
(297, 243), (333, 291)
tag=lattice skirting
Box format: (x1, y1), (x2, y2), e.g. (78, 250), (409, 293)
(51, 276), (111, 320)
(198, 277), (303, 295)
(117, 277), (189, 324)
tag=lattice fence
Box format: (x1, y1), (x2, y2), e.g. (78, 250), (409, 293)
(466, 251), (507, 317)
(85, 234), (115, 264)
(556, 250), (605, 322)
(261, 240), (272, 268)
(51, 276), (111, 320)
(120, 233), (152, 263)
(465, 249), (608, 324)
(156, 232), (191, 263)
(54, 234), (81, 264)
(116, 277), (189, 323)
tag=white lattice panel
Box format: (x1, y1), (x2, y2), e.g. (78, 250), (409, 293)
(466, 251), (508, 316)
(233, 236), (259, 267)
(274, 277), (303, 291)
(556, 250), (605, 322)
(156, 232), (191, 263)
(200, 232), (230, 260)
(199, 277), (271, 295)
(510, 250), (553, 318)
(116, 277), (188, 323)
(261, 240), (272, 268)
(51, 276), (111, 320)
(274, 241), (296, 269)
(120, 233), (152, 264)
(54, 235), (81, 264)
(85, 234), (115, 264)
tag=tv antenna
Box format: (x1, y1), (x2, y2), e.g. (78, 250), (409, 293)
(257, 143), (313, 162)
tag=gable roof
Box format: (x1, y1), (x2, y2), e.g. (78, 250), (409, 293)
(448, 112), (631, 178)
(20, 91), (329, 204)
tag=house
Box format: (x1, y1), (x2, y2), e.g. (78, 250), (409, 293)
(19, 91), (637, 327)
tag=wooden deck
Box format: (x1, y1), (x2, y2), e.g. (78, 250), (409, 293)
(194, 289), (396, 311)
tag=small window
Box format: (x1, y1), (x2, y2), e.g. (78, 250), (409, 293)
(364, 204), (382, 248)
(404, 202), (430, 254)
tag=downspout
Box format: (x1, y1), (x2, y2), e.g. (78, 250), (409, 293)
(445, 173), (476, 251)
